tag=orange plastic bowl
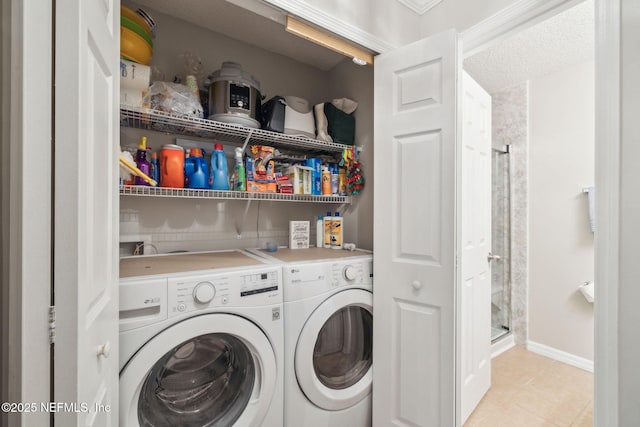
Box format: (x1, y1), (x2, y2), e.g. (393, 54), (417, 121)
(120, 27), (153, 65)
(121, 6), (152, 38)
(121, 16), (153, 47)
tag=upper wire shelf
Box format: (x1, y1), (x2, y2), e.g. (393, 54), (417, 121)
(120, 106), (349, 154)
(120, 185), (351, 204)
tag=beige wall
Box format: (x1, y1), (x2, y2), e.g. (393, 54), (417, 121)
(328, 61), (374, 250)
(528, 60), (595, 360)
(146, 6), (331, 105)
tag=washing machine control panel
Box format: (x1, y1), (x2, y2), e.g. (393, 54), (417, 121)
(239, 270), (279, 297)
(193, 281), (216, 304)
(330, 260), (373, 287)
(342, 265), (358, 281)
(167, 267), (281, 317)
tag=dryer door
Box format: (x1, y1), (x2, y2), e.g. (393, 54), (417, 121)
(120, 313), (276, 427)
(295, 288), (373, 410)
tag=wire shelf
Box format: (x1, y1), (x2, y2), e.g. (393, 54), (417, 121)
(120, 185), (351, 204)
(120, 106), (349, 154)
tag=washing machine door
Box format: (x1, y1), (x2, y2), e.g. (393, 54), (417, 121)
(120, 313), (276, 427)
(295, 288), (373, 410)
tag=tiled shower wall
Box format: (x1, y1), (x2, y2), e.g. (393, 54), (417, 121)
(492, 82), (529, 345)
(491, 150), (511, 334)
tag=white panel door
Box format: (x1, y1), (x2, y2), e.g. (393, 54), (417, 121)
(54, 0), (120, 425)
(373, 29), (459, 427)
(460, 71), (492, 424)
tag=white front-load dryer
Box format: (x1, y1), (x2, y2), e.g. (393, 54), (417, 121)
(249, 248), (373, 427)
(118, 250), (283, 427)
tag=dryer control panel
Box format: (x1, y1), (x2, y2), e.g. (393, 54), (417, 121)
(330, 260), (373, 287)
(167, 267), (281, 317)
(283, 256), (373, 302)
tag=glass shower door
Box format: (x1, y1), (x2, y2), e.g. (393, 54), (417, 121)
(491, 147), (511, 341)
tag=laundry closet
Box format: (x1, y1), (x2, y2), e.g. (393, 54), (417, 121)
(119, 0), (375, 254)
(45, 0), (460, 424)
(116, 1), (460, 424)
(116, 2), (377, 427)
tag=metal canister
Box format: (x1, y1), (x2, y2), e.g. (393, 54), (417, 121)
(160, 144), (185, 188)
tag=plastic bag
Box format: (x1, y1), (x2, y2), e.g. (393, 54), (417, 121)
(143, 81), (204, 118)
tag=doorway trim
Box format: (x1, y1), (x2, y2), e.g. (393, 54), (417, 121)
(2, 0), (53, 425)
(460, 0), (619, 425)
(593, 0), (619, 425)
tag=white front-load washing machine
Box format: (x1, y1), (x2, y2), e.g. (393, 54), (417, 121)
(118, 250), (283, 427)
(249, 248), (373, 427)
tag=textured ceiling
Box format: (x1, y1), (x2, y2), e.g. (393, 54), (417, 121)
(129, 0), (347, 71)
(464, 0), (594, 94)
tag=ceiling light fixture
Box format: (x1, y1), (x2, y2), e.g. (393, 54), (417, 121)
(285, 16), (374, 66)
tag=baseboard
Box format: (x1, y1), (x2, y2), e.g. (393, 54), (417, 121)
(526, 340), (594, 372)
(491, 334), (515, 358)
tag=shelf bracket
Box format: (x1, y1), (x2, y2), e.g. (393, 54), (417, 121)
(240, 130), (254, 153)
(235, 199), (253, 237)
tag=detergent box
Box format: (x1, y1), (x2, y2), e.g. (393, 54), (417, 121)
(246, 145), (276, 193)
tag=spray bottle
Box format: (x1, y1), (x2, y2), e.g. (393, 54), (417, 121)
(233, 147), (246, 191)
(134, 136), (151, 186)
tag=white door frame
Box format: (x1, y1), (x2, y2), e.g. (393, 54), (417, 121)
(460, 0), (619, 426)
(592, 0), (619, 425)
(2, 0), (53, 426)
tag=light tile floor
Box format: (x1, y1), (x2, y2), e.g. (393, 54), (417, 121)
(464, 346), (593, 427)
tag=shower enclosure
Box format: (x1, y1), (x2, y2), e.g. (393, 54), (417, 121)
(491, 146), (511, 342)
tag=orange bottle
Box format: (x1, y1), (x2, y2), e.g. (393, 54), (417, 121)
(321, 165), (331, 195)
(160, 144), (185, 188)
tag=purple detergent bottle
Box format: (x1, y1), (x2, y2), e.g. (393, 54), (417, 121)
(134, 136), (151, 186)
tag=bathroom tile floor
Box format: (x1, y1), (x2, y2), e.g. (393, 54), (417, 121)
(464, 345), (593, 427)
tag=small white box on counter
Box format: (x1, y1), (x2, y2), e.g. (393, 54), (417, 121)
(289, 221), (310, 249)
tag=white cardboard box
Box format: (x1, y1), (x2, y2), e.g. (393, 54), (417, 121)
(287, 165), (314, 194)
(289, 221), (310, 249)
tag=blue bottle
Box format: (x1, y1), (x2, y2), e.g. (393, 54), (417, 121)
(211, 143), (230, 190)
(306, 158), (322, 195)
(150, 152), (160, 184)
(184, 148), (209, 189)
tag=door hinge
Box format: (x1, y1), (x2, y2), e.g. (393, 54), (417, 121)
(48, 305), (56, 345)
